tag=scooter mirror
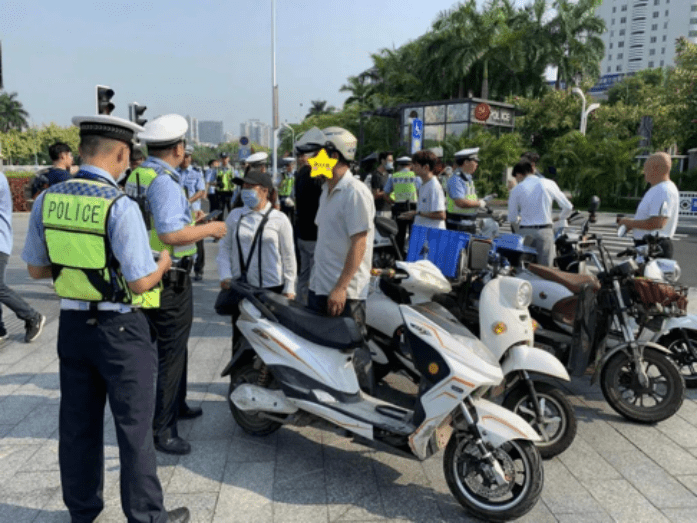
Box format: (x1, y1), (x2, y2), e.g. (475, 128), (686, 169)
(617, 224), (627, 238)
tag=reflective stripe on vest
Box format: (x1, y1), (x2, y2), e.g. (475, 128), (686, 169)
(446, 171), (478, 216)
(125, 166), (197, 258)
(217, 168), (233, 191)
(391, 171), (418, 203)
(42, 179), (160, 308)
(278, 175), (294, 197)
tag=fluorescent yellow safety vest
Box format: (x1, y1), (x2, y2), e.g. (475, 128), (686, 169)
(125, 166), (197, 258)
(42, 177), (160, 308)
(391, 171), (418, 203)
(446, 170), (478, 216)
(278, 174), (295, 197)
(217, 167), (233, 191)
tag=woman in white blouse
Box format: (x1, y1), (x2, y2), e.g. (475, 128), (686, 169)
(217, 169), (297, 341)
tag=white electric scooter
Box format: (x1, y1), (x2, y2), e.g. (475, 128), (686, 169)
(366, 256), (576, 459)
(222, 280), (544, 522)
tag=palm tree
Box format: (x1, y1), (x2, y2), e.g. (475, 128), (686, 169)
(306, 100), (336, 118)
(548, 0), (606, 89)
(0, 92), (29, 133)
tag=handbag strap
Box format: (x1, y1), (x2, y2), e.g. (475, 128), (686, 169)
(236, 206), (273, 286)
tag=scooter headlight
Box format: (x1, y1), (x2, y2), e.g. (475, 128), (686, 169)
(515, 281), (533, 309)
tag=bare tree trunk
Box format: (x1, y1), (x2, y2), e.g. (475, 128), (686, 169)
(481, 60), (489, 100)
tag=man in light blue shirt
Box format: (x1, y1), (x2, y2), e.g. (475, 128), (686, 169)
(178, 146), (207, 279)
(21, 114), (190, 523)
(0, 171), (45, 343)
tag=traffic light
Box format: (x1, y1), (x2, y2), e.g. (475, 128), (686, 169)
(130, 102), (147, 126)
(96, 85), (115, 115)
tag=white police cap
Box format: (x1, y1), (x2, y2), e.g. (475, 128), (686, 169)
(454, 147), (480, 160)
(72, 115), (144, 144)
(396, 156), (412, 164)
(184, 145), (194, 155)
(282, 157), (295, 164)
(246, 151), (269, 164)
(138, 114), (188, 147)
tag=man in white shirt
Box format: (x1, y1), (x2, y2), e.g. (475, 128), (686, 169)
(508, 160), (573, 266)
(399, 150), (446, 230)
(619, 151), (679, 258)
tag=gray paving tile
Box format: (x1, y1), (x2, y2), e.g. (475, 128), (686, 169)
(4, 403), (58, 444)
(166, 439), (229, 494)
(186, 400), (237, 441)
(0, 444), (42, 487)
(663, 508), (697, 523)
(540, 459), (605, 514)
(327, 488), (387, 522)
(273, 488), (329, 523)
(378, 485), (447, 522)
(227, 432), (277, 462)
(558, 436), (622, 481)
(372, 452), (429, 488)
(603, 451), (697, 508)
(163, 492), (217, 523)
(1, 469), (61, 493)
(583, 478), (672, 523)
(555, 513), (614, 523)
(656, 412), (697, 448)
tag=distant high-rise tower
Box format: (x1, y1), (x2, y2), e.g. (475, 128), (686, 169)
(198, 121), (224, 145)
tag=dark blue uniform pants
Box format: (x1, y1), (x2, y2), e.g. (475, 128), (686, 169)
(57, 310), (165, 523)
(145, 278), (193, 440)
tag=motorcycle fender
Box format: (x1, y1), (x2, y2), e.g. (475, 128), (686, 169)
(472, 398), (541, 447)
(648, 316), (697, 344)
(501, 345), (570, 382)
(220, 340), (255, 377)
(592, 341), (672, 384)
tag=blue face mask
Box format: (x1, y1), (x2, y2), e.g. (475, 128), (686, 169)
(241, 188), (260, 209)
(385, 162), (394, 171)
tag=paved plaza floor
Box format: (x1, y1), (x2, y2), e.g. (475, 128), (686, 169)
(1, 214), (697, 522)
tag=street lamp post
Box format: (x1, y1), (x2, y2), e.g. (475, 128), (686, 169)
(271, 0), (279, 182)
(281, 122), (295, 165)
(571, 88), (600, 135)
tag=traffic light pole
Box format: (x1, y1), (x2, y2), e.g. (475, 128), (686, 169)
(271, 0), (278, 181)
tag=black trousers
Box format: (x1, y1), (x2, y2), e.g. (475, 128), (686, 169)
(144, 278), (193, 440)
(392, 202), (415, 258)
(209, 192), (219, 213)
(218, 191), (233, 218)
(57, 310), (166, 523)
(194, 239), (205, 275)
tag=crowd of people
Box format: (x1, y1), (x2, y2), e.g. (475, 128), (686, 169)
(1, 112), (680, 523)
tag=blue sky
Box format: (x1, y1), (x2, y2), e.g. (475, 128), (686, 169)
(1, 0), (471, 135)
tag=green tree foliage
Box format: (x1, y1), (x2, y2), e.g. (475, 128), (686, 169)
(666, 37), (697, 151)
(0, 124), (79, 165)
(305, 100), (336, 119)
(0, 92), (29, 133)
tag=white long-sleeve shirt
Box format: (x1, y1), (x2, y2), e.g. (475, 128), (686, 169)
(216, 202), (297, 294)
(508, 175), (573, 226)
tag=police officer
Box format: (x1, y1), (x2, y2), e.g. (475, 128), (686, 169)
(22, 114), (190, 523)
(215, 152), (235, 219)
(205, 158), (221, 215)
(619, 151), (679, 259)
(384, 156), (421, 258)
(278, 157), (296, 222)
(234, 152), (269, 208)
(446, 147), (487, 232)
(178, 146), (207, 281)
(126, 114), (227, 455)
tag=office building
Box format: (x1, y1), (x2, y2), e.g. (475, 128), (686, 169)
(198, 121), (224, 145)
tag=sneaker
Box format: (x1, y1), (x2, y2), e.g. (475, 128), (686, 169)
(25, 314), (46, 343)
(0, 329), (8, 343)
(194, 273), (203, 281)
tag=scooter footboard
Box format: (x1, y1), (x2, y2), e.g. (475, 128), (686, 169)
(472, 398), (541, 448)
(501, 345), (570, 381)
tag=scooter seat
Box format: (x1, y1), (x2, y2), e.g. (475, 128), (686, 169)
(528, 263), (600, 294)
(375, 216), (399, 238)
(258, 293), (364, 351)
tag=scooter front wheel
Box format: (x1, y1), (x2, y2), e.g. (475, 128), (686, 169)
(444, 434), (543, 522)
(600, 347), (685, 423)
(502, 382), (577, 459)
(228, 362), (283, 436)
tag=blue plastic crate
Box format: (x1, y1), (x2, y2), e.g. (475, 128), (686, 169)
(406, 226), (470, 278)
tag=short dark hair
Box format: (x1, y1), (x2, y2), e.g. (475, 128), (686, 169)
(148, 140), (184, 157)
(521, 151), (540, 164)
(208, 159), (217, 167)
(79, 136), (120, 160)
(378, 151), (394, 163)
(513, 160), (534, 177)
(411, 150), (437, 171)
(48, 142), (71, 161)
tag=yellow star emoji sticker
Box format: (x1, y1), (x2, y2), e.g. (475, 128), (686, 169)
(308, 148), (337, 179)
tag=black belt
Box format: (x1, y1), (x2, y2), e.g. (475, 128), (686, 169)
(520, 224), (552, 229)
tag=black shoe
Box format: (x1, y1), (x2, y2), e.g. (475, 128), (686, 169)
(179, 405), (203, 420)
(25, 314), (46, 343)
(194, 273), (203, 281)
(154, 436), (191, 455)
(166, 507), (190, 523)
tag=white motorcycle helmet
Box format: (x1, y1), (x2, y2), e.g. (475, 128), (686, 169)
(321, 126), (357, 162)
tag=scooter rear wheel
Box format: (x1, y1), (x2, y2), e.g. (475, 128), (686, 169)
(660, 332), (697, 388)
(444, 434), (543, 522)
(228, 362), (283, 436)
(600, 347), (685, 423)
(502, 382), (577, 459)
